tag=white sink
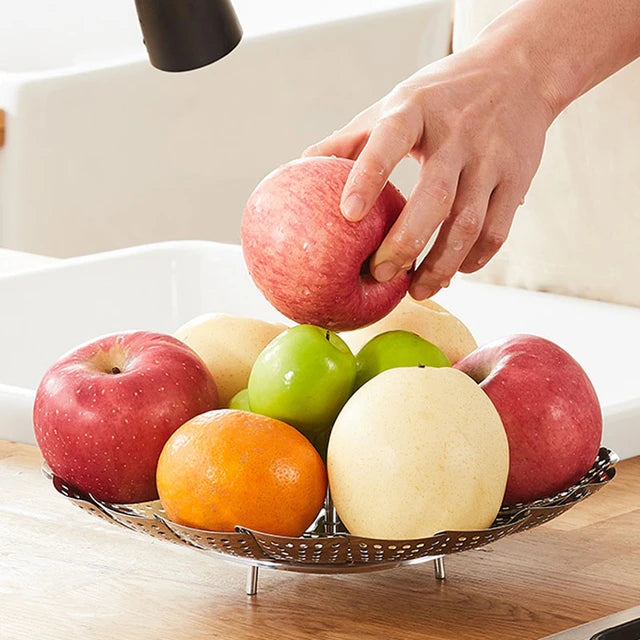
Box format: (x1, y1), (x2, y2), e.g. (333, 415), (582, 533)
(0, 248), (59, 274)
(0, 0), (452, 257)
(0, 241), (288, 443)
(2, 241), (639, 461)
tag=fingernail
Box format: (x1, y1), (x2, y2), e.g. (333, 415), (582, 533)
(373, 261), (399, 282)
(412, 285), (434, 300)
(342, 194), (365, 221)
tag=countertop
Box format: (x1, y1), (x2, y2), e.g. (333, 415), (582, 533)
(2, 440), (639, 640)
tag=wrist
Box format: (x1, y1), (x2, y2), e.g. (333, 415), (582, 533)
(473, 14), (583, 123)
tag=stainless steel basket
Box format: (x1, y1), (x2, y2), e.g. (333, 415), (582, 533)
(43, 447), (617, 595)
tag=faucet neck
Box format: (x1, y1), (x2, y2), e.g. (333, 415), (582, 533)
(135, 0), (242, 72)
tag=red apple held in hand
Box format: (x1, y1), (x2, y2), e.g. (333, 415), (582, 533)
(454, 334), (602, 505)
(33, 331), (219, 503)
(241, 156), (411, 331)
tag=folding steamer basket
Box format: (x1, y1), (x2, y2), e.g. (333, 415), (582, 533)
(43, 447), (617, 595)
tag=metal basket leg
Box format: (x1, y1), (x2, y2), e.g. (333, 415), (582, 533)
(434, 556), (446, 580)
(246, 565), (259, 596)
(325, 486), (337, 535)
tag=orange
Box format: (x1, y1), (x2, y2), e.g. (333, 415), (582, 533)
(156, 409), (327, 536)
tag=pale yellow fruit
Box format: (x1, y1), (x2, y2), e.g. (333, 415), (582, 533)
(175, 313), (287, 407)
(340, 296), (477, 364)
(327, 367), (509, 540)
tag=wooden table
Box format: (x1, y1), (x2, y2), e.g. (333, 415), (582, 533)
(2, 440), (639, 640)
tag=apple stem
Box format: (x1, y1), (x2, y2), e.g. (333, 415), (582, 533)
(111, 367), (121, 375)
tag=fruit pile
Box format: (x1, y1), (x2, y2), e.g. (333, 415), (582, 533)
(33, 157), (603, 542)
(33, 295), (602, 541)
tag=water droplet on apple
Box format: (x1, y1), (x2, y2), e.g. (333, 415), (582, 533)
(302, 287), (311, 296)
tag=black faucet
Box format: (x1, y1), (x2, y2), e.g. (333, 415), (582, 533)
(134, 0), (242, 72)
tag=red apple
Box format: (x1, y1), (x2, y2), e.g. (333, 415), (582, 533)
(454, 334), (602, 505)
(241, 156), (411, 331)
(33, 331), (218, 503)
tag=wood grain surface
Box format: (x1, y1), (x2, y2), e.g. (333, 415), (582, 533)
(1, 440), (639, 640)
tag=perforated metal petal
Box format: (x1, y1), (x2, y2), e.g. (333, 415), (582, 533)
(158, 517), (266, 560)
(50, 474), (115, 525)
(236, 529), (352, 565)
(43, 448), (618, 573)
(98, 500), (184, 544)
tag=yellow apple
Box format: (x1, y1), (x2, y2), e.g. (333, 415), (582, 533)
(340, 295), (477, 364)
(327, 366), (509, 540)
(175, 313), (288, 407)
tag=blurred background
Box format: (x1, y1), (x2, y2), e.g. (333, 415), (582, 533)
(0, 0), (452, 257)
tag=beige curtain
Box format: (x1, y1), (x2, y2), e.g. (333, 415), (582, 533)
(453, 0), (640, 307)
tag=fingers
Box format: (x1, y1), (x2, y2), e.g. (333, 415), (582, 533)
(408, 163), (495, 299)
(370, 153), (461, 283)
(302, 128), (366, 161)
(303, 104), (380, 159)
(339, 109), (423, 221)
(408, 178), (522, 299)
(303, 97), (424, 222)
(459, 182), (521, 273)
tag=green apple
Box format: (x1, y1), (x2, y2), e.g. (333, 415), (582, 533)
(355, 330), (451, 390)
(228, 388), (251, 411)
(340, 295), (477, 365)
(174, 313), (287, 407)
(247, 324), (356, 456)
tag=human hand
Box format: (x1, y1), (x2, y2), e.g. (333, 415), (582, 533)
(304, 41), (556, 299)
